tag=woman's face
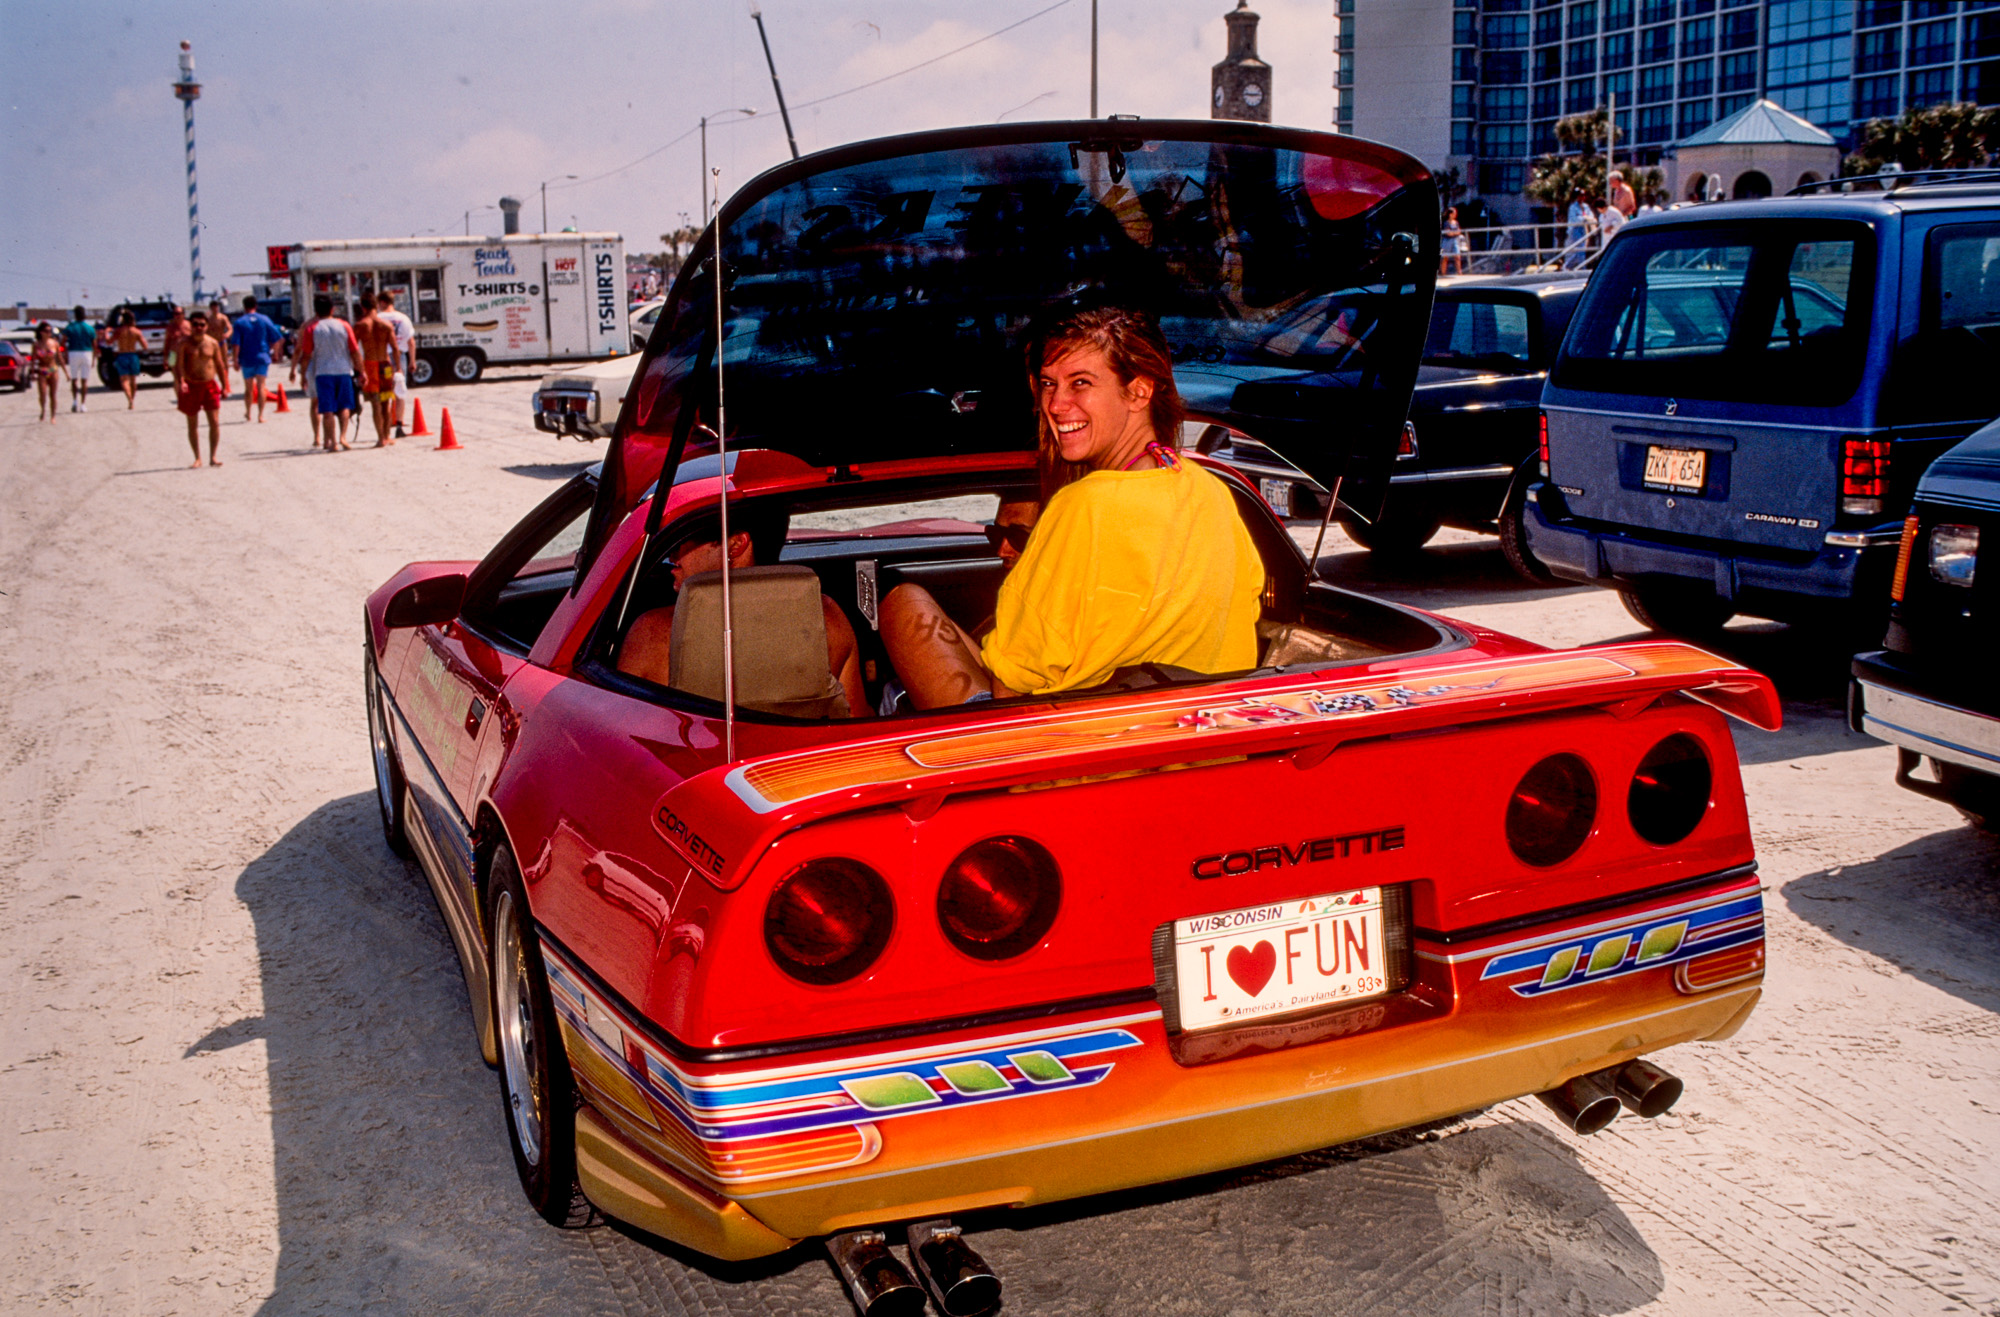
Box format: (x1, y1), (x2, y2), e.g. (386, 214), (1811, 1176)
(1037, 343), (1153, 468)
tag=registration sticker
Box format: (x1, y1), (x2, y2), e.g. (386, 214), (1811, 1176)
(1170, 890), (1390, 1033)
(1643, 445), (1707, 493)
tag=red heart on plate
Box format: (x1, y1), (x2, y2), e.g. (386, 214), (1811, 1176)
(1226, 941), (1276, 997)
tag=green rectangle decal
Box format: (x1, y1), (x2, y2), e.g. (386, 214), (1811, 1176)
(841, 1072), (942, 1112)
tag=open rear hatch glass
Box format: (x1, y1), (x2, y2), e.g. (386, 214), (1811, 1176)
(584, 120), (1438, 563)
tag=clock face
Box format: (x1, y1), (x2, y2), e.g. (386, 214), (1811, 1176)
(1243, 83), (1264, 108)
(1214, 84), (1226, 108)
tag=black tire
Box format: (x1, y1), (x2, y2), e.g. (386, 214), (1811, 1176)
(1339, 505), (1443, 557)
(489, 844), (598, 1229)
(449, 351), (484, 384)
(1619, 581), (1736, 637)
(408, 353), (437, 387)
(1937, 763), (2000, 832)
(1497, 478), (1555, 583)
(364, 649), (413, 859)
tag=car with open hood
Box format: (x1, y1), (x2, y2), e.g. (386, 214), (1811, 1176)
(365, 120), (1777, 1314)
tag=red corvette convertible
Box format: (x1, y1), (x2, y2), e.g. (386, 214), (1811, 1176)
(367, 121), (1777, 1315)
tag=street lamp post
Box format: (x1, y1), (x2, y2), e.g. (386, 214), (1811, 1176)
(700, 108), (758, 224)
(540, 175), (578, 235)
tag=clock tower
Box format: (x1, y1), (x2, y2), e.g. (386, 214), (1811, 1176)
(1211, 1), (1271, 123)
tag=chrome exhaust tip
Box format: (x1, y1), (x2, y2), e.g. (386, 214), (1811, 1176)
(907, 1219), (1002, 1317)
(1536, 1069), (1623, 1135)
(1613, 1057), (1684, 1118)
(825, 1230), (927, 1317)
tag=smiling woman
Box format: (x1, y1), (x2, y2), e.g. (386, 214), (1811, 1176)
(879, 302), (1264, 708)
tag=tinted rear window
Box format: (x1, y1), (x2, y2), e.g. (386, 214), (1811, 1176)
(1424, 297), (1533, 369)
(1552, 221), (1874, 404)
(1888, 221), (2000, 425)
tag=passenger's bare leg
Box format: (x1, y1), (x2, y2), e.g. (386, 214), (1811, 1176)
(880, 583), (1011, 709)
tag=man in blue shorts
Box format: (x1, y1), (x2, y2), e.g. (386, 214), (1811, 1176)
(61, 307), (96, 412)
(231, 295), (285, 423)
(298, 297), (362, 451)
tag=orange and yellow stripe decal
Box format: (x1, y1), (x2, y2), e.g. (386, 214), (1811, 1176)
(725, 642), (1772, 813)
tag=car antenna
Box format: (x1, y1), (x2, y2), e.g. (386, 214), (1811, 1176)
(1306, 474), (1344, 588)
(712, 164), (738, 764)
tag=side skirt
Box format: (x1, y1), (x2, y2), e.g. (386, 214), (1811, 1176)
(382, 687), (497, 1065)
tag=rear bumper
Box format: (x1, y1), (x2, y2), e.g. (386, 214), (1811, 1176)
(551, 876), (1765, 1260)
(1851, 649), (2000, 775)
(1525, 487), (1889, 607)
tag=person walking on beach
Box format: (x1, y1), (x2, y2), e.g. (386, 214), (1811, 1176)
(298, 297), (361, 452)
(375, 292), (416, 437)
(30, 324), (62, 422)
(205, 301), (233, 400)
(61, 307), (96, 412)
(354, 299), (396, 446)
(112, 313), (145, 408)
(171, 314), (226, 467)
(231, 295), (284, 423)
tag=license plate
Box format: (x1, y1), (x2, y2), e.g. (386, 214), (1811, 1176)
(1170, 889), (1391, 1033)
(1258, 477), (1293, 517)
(1644, 445), (1706, 493)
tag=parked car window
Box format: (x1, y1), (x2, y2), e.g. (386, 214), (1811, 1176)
(1423, 298), (1533, 369)
(1891, 222), (2000, 426)
(1554, 222), (1872, 404)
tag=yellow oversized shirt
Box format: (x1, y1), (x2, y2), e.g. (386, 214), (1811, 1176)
(980, 459), (1264, 694)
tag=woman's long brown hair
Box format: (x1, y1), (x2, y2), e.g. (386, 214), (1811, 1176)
(1025, 305), (1185, 503)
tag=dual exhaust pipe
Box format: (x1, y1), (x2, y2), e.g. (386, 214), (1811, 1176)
(827, 1219), (1001, 1317)
(1536, 1057), (1684, 1135)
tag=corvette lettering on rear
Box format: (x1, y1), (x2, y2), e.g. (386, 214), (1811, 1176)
(1192, 826), (1404, 879)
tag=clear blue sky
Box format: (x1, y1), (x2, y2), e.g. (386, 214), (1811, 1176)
(1, 0), (1333, 309)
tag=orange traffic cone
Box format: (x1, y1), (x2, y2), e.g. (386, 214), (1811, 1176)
(271, 384), (291, 413)
(436, 407), (462, 450)
(408, 397), (431, 436)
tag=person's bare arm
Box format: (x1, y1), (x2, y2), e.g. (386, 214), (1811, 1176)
(822, 597), (866, 716)
(617, 608), (675, 687)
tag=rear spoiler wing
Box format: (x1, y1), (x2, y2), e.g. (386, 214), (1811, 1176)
(653, 641), (1779, 891)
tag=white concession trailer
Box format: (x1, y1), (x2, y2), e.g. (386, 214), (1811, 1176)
(271, 233), (630, 384)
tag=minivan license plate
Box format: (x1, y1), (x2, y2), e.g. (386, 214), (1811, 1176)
(1258, 478), (1293, 517)
(1644, 445), (1706, 493)
(1171, 889), (1389, 1033)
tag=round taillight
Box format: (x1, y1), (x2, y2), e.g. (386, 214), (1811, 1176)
(1507, 753), (1597, 867)
(937, 836), (1061, 961)
(764, 859), (893, 985)
(1628, 733), (1712, 845)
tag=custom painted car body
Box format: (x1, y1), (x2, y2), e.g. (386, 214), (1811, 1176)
(366, 120), (1777, 1262)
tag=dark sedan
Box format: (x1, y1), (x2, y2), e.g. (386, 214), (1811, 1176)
(1851, 417), (2000, 829)
(1196, 272), (1586, 581)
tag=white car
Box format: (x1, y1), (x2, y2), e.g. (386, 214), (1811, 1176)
(531, 352), (639, 441)
(630, 295), (664, 353)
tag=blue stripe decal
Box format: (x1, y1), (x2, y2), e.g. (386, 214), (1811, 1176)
(1480, 893), (1763, 998)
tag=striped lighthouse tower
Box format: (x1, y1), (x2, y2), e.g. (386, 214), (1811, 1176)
(173, 41), (204, 305)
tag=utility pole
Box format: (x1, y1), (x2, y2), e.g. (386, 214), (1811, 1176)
(1091, 0), (1099, 118)
(748, 4), (800, 160)
(172, 41), (204, 304)
(701, 109), (758, 224)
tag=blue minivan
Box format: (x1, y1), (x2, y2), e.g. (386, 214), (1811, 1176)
(1526, 180), (2000, 633)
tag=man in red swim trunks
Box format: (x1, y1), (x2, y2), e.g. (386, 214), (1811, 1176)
(171, 315), (227, 468)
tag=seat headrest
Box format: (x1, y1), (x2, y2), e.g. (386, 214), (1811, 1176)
(667, 565), (847, 718)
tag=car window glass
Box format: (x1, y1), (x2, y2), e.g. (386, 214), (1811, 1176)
(1552, 223), (1870, 405)
(1890, 221), (2000, 425)
(1423, 299), (1532, 367)
(789, 494), (1000, 541)
(461, 477), (598, 652)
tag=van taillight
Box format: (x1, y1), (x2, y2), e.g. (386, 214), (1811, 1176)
(1841, 437), (1891, 517)
(1890, 514), (1920, 601)
(1538, 410), (1550, 478)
